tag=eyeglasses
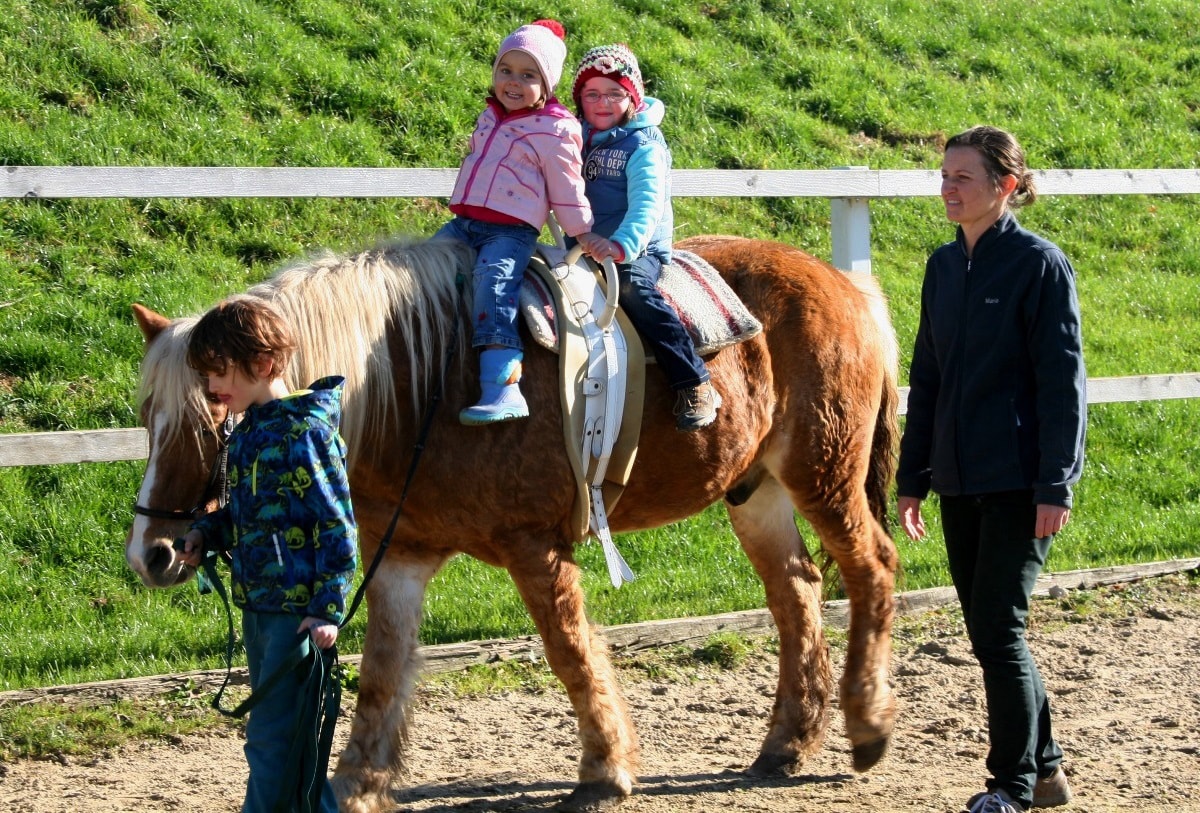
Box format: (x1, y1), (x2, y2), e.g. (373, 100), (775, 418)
(581, 90), (631, 105)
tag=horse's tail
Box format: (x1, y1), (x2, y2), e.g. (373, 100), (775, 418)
(848, 271), (900, 540)
(867, 370), (900, 538)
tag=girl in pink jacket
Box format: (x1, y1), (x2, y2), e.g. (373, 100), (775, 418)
(435, 19), (595, 426)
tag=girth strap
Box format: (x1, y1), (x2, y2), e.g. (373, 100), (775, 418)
(551, 247), (636, 587)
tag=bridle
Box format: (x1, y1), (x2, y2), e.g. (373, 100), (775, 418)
(132, 413), (237, 523)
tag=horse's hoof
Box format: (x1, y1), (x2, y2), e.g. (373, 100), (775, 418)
(554, 780), (629, 812)
(331, 768), (390, 813)
(851, 736), (889, 772)
(746, 751), (802, 778)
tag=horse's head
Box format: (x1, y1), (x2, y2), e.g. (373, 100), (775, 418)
(126, 303), (233, 588)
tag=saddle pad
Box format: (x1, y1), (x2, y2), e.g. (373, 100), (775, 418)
(520, 250), (762, 358)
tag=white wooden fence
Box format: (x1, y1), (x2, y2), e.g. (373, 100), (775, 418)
(2, 166), (1199, 468)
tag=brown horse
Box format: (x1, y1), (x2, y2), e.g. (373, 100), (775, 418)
(126, 234), (900, 813)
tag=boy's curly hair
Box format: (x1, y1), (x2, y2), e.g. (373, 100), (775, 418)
(186, 294), (296, 381)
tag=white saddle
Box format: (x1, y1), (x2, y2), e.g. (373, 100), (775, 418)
(538, 245), (637, 588)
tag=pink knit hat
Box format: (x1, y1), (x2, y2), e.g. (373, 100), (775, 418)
(494, 19), (568, 93)
(572, 44), (644, 109)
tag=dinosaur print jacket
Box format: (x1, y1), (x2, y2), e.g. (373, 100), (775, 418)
(192, 376), (357, 624)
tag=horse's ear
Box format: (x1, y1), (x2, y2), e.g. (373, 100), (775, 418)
(132, 303), (170, 342)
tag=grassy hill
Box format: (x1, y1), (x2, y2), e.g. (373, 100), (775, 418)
(0, 0), (1198, 688)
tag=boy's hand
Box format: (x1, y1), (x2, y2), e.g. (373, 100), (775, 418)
(299, 616), (339, 650)
(174, 530), (205, 568)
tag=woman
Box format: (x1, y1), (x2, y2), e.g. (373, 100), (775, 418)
(896, 126), (1086, 813)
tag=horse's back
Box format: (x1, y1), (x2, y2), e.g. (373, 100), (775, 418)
(607, 236), (895, 531)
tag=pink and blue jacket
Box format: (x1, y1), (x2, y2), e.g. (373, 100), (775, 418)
(449, 97), (593, 237)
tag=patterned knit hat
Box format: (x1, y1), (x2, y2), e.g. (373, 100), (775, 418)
(494, 19), (568, 93)
(572, 44), (644, 109)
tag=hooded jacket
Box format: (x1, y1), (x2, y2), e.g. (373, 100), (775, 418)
(896, 212), (1087, 507)
(449, 97), (593, 237)
(580, 96), (673, 264)
(192, 376), (357, 624)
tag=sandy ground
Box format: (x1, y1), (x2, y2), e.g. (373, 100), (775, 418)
(3, 574), (1199, 813)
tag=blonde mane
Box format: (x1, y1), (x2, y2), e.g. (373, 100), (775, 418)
(136, 315), (208, 447)
(138, 236), (473, 460)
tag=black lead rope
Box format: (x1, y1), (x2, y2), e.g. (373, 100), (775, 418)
(198, 281), (464, 811)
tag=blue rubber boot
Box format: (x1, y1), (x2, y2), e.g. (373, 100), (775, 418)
(459, 348), (529, 426)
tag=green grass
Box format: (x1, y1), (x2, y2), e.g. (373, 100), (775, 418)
(0, 686), (236, 761)
(1, 0), (1199, 691)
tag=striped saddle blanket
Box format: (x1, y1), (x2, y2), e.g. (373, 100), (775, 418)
(519, 249), (763, 358)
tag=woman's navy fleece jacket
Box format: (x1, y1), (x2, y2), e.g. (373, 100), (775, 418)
(896, 211), (1087, 508)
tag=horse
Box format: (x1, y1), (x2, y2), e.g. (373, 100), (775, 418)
(126, 233), (900, 813)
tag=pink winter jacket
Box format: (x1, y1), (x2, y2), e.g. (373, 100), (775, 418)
(449, 98), (594, 237)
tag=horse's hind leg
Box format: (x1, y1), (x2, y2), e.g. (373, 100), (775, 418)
(334, 553), (442, 813)
(506, 545), (639, 812)
(726, 477), (833, 776)
(800, 489), (897, 772)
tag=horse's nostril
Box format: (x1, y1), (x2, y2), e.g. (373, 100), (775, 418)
(144, 541), (173, 576)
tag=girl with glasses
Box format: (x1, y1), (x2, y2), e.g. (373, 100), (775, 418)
(571, 44), (720, 431)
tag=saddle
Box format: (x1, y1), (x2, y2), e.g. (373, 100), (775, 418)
(520, 246), (762, 587)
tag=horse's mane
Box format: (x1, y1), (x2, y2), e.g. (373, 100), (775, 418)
(139, 236), (474, 460)
(136, 315), (209, 448)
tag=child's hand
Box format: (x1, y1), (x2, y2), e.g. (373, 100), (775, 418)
(578, 233), (623, 262)
(175, 530), (205, 568)
(299, 616), (339, 650)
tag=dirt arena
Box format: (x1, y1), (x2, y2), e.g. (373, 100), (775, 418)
(3, 573), (1199, 813)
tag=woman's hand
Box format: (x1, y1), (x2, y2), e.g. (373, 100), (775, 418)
(1035, 504), (1071, 539)
(897, 496), (926, 541)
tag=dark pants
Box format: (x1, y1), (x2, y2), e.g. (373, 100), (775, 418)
(941, 491), (1064, 810)
(242, 611), (338, 813)
(617, 254), (710, 391)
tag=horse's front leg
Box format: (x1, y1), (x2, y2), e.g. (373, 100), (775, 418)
(506, 543), (640, 812)
(334, 553), (442, 813)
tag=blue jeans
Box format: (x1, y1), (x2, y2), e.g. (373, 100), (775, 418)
(618, 254), (710, 391)
(434, 216), (540, 350)
(242, 611), (338, 813)
(940, 491), (1064, 809)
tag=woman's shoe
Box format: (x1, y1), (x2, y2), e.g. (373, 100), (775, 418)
(1032, 766), (1073, 808)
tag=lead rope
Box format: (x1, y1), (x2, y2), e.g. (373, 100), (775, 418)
(200, 278), (464, 811)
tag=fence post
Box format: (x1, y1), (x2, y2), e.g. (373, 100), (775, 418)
(831, 166), (872, 273)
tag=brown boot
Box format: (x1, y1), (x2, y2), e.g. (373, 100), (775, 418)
(1032, 766), (1073, 808)
(673, 382), (722, 432)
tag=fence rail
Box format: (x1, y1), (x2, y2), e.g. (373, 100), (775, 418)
(2, 166), (1198, 469)
(6, 166), (1200, 199)
(3, 373), (1200, 468)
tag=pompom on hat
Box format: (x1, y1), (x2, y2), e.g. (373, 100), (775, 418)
(495, 19), (568, 92)
(572, 44), (645, 109)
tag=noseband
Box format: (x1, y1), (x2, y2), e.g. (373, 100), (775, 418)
(133, 414), (236, 523)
